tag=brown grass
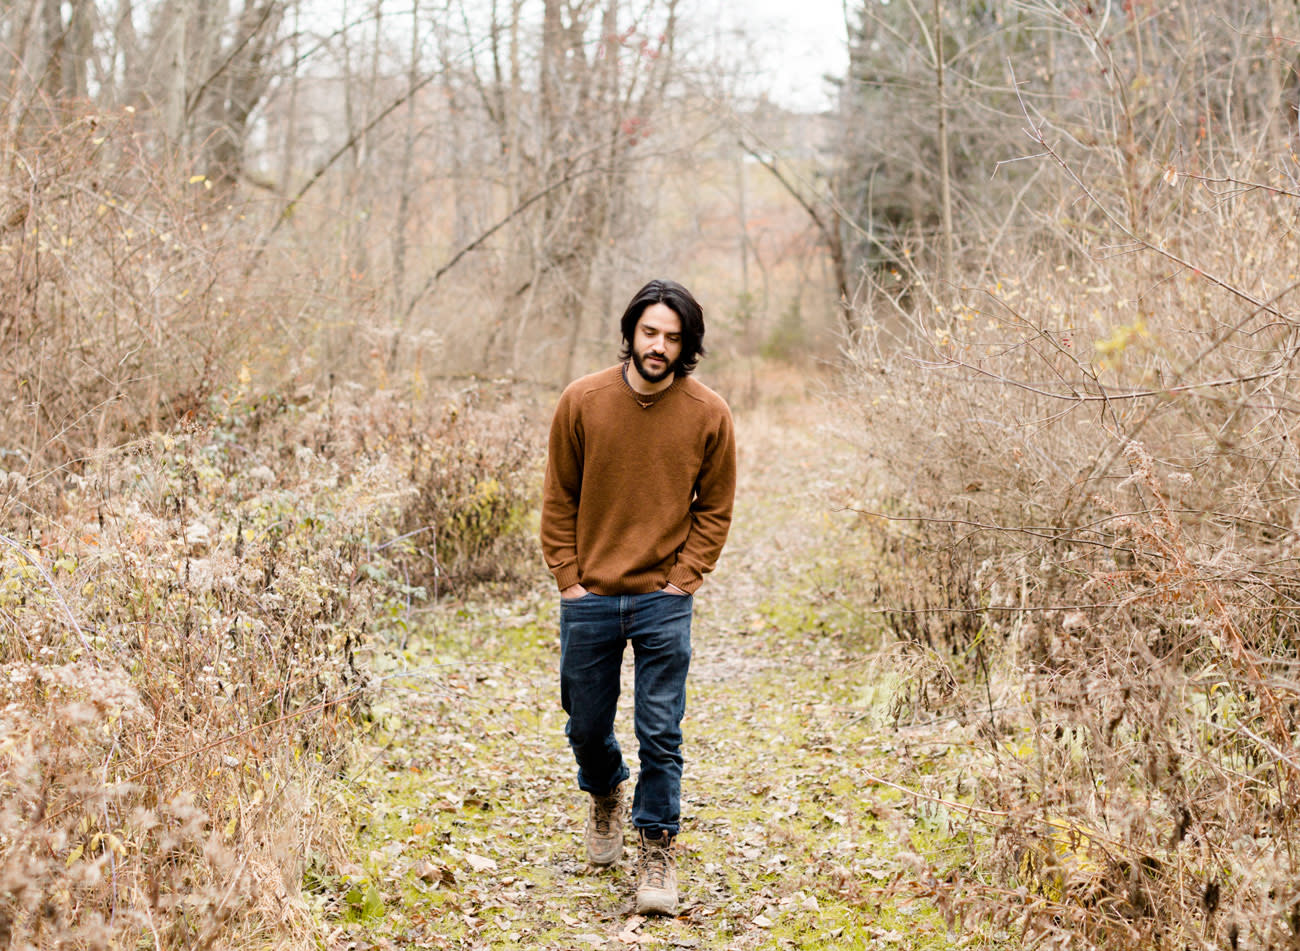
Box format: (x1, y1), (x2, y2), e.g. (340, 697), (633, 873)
(0, 111), (543, 948)
(839, 148), (1300, 947)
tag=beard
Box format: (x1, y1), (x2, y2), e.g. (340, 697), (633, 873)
(631, 348), (677, 384)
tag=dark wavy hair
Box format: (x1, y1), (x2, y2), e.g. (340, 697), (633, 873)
(617, 279), (707, 376)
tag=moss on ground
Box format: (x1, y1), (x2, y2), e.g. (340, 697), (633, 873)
(322, 404), (1012, 950)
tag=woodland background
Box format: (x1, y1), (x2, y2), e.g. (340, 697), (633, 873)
(4, 0), (1300, 947)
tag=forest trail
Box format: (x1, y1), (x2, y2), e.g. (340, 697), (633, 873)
(332, 392), (973, 950)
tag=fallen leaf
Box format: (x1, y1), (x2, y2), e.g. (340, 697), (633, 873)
(615, 914), (648, 944)
(464, 853), (497, 873)
(414, 860), (454, 886)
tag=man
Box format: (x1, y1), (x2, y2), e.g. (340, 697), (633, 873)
(540, 278), (736, 916)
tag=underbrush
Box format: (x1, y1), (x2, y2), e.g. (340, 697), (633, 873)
(0, 111), (264, 477)
(0, 402), (399, 947)
(0, 383), (541, 948)
(397, 389), (542, 599)
(0, 109), (543, 947)
(841, 177), (1300, 946)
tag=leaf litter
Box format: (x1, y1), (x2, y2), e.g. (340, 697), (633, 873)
(327, 400), (1008, 950)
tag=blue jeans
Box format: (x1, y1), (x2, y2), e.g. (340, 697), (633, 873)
(559, 589), (693, 836)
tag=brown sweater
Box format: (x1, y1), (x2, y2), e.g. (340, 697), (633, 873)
(541, 364), (736, 595)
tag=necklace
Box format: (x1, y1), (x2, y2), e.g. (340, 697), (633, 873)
(623, 361), (665, 409)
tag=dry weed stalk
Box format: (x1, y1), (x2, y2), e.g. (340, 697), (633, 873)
(0, 378), (546, 947)
(0, 406), (382, 947)
(0, 110), (544, 948)
(841, 132), (1300, 945)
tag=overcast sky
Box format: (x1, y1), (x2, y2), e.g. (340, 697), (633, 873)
(703, 0), (850, 112)
(307, 0), (851, 114)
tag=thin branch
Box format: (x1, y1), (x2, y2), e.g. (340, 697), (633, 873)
(258, 65), (445, 246)
(400, 139), (615, 320)
(916, 350), (1300, 404)
(0, 533), (98, 663)
(183, 1), (282, 121)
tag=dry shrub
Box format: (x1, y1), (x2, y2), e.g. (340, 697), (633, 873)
(395, 383), (543, 598)
(0, 104), (546, 950)
(843, 168), (1300, 947)
(0, 373), (547, 947)
(0, 386), (423, 947)
(0, 110), (268, 477)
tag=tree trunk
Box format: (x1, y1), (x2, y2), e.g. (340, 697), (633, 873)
(934, 0), (955, 306)
(277, 0), (300, 196)
(387, 0), (420, 372)
(4, 0), (43, 137)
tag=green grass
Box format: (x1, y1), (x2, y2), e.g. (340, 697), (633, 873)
(318, 576), (1011, 950)
(318, 407), (1015, 949)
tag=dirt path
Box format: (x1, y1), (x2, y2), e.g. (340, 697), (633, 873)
(326, 399), (974, 950)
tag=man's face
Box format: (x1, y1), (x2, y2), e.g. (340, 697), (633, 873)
(630, 303), (684, 384)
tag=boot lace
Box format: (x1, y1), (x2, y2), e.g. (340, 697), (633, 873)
(592, 791), (619, 835)
(641, 837), (670, 889)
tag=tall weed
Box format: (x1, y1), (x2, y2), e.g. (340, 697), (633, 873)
(0, 390), (409, 947)
(842, 181), (1300, 947)
(397, 385), (542, 598)
(0, 110), (546, 946)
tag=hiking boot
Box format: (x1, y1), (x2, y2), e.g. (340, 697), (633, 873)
(584, 782), (625, 866)
(635, 829), (678, 916)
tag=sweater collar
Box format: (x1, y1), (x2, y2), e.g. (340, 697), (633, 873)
(619, 362), (683, 408)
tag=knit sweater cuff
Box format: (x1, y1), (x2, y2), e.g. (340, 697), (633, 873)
(666, 564), (702, 594)
(552, 564), (582, 590)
